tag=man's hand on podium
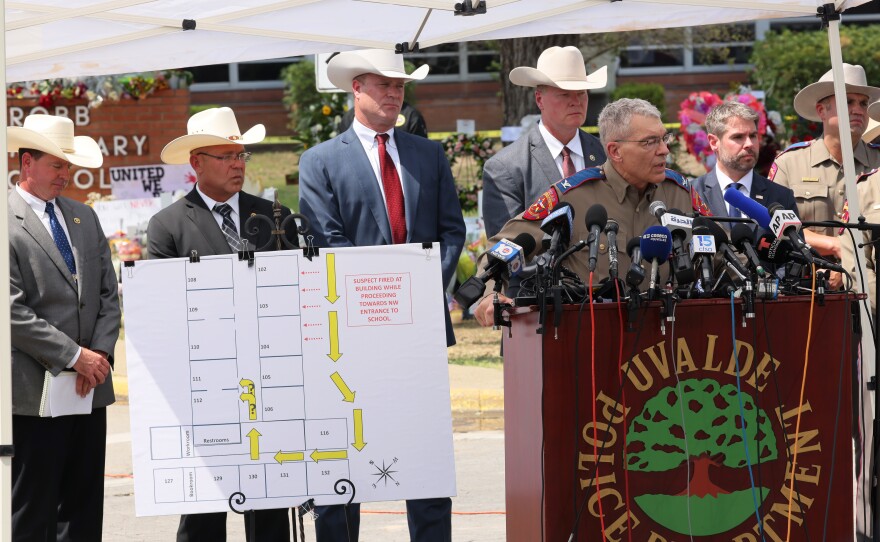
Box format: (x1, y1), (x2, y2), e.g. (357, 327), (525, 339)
(474, 292), (514, 327)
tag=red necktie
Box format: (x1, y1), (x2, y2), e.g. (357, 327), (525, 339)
(376, 133), (407, 244)
(561, 146), (576, 178)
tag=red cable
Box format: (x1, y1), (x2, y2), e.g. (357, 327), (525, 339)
(589, 271), (609, 540)
(613, 279), (633, 542)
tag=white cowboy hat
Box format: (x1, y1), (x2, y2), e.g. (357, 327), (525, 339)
(509, 46), (607, 91)
(864, 117), (880, 143)
(161, 107), (265, 164)
(794, 64), (880, 121)
(327, 49), (429, 91)
(7, 114), (103, 168)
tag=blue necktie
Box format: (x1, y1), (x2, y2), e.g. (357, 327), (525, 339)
(726, 183), (743, 218)
(45, 201), (76, 276)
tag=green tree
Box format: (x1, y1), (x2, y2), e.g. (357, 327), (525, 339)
(611, 83), (666, 118)
(750, 25), (880, 140)
(626, 378), (776, 535)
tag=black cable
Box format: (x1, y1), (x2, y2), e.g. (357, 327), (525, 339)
(569, 285), (592, 538)
(847, 227), (874, 337)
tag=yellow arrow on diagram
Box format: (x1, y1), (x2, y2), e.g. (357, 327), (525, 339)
(327, 311), (342, 362)
(330, 372), (355, 402)
(311, 449), (348, 462)
(325, 253), (339, 304)
(274, 450), (305, 464)
(240, 392), (257, 421)
(352, 409), (366, 451)
(240, 378), (255, 395)
(246, 428), (261, 460)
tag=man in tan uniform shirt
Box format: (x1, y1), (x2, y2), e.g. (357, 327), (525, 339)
(474, 98), (706, 325)
(769, 64), (880, 264)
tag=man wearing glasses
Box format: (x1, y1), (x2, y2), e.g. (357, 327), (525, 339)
(473, 98), (704, 325)
(147, 107), (294, 542)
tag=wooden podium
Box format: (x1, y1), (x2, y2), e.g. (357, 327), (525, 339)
(503, 296), (861, 542)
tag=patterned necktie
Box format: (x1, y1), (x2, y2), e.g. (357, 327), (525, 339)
(561, 146), (576, 178)
(376, 133), (407, 244)
(45, 201), (76, 276)
(726, 183), (743, 218)
(213, 203), (242, 251)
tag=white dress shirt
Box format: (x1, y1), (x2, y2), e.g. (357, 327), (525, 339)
(352, 117), (406, 205)
(196, 184), (241, 234)
(539, 121), (585, 177)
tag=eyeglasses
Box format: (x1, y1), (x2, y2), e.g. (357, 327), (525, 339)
(614, 132), (676, 150)
(195, 151), (252, 164)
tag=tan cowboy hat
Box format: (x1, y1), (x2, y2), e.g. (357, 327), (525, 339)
(509, 46), (607, 91)
(864, 117), (880, 143)
(794, 64), (880, 121)
(161, 107), (265, 164)
(327, 49), (429, 91)
(7, 114), (103, 168)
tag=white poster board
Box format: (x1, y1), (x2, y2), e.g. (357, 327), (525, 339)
(110, 163), (196, 199)
(92, 197), (163, 236)
(122, 243), (456, 516)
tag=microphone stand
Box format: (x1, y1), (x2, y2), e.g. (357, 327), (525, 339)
(491, 279), (512, 334)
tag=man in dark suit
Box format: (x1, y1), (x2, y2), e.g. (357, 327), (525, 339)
(8, 114), (120, 541)
(692, 101), (797, 229)
(147, 107), (293, 542)
(482, 46), (607, 237)
(298, 48), (465, 542)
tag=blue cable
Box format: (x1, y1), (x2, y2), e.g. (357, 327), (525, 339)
(730, 293), (765, 540)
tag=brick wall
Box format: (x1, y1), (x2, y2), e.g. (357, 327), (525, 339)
(191, 89), (290, 137)
(7, 89), (191, 202)
(415, 81), (503, 133)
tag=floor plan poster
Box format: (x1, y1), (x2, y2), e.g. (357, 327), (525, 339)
(123, 243), (456, 516)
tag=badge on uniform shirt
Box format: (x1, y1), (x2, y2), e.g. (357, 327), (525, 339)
(395, 114), (406, 128)
(523, 188), (559, 221)
(801, 177), (819, 182)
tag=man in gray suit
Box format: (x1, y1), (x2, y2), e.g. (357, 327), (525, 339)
(298, 48), (465, 542)
(8, 114), (119, 540)
(482, 46), (607, 237)
(147, 107), (293, 542)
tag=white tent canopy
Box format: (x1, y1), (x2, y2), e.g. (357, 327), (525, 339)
(5, 0), (865, 82)
(2, 1), (878, 541)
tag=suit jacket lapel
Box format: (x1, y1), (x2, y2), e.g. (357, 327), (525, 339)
(530, 126), (562, 186)
(396, 132), (420, 243)
(185, 188), (233, 255)
(703, 170), (729, 219)
(10, 191), (77, 291)
(343, 130), (393, 244)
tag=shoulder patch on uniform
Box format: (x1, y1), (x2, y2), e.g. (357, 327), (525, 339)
(664, 169), (690, 191)
(778, 141), (813, 156)
(553, 167), (604, 194)
(523, 187), (560, 221)
(858, 167), (879, 183)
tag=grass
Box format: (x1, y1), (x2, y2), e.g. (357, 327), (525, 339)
(248, 150), (300, 212)
(448, 318), (502, 368)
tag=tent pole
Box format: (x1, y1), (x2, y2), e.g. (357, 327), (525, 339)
(0, 0), (12, 539)
(827, 9), (877, 539)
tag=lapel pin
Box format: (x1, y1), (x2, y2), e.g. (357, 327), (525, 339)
(250, 212), (257, 216)
(755, 195), (764, 200)
(589, 155), (596, 161)
(73, 217), (81, 224)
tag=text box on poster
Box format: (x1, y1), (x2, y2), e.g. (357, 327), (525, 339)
(345, 272), (413, 327)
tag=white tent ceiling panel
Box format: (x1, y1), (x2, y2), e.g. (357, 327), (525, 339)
(5, 0), (872, 82)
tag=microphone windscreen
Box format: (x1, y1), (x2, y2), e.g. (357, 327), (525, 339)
(723, 189), (771, 229)
(640, 225), (673, 264)
(730, 223), (756, 251)
(755, 233), (792, 263)
(626, 236), (641, 257)
(585, 204), (608, 231)
(511, 232), (537, 258)
(693, 216), (730, 245)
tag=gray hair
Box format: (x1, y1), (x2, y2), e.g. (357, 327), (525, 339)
(598, 98), (662, 147)
(704, 101), (758, 137)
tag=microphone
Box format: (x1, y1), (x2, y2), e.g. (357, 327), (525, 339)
(690, 225), (717, 292)
(626, 236), (645, 287)
(640, 225), (673, 295)
(586, 204), (608, 273)
(666, 207), (696, 285)
(541, 202), (574, 259)
(453, 233), (537, 308)
(767, 203), (814, 264)
(693, 216), (749, 279)
(730, 223), (766, 277)
(723, 188), (771, 228)
(605, 219), (619, 279)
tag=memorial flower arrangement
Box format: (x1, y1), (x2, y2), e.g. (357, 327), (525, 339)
(678, 89), (775, 171)
(6, 70), (192, 109)
(442, 132), (496, 213)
